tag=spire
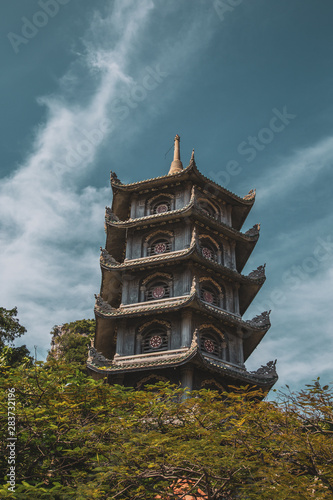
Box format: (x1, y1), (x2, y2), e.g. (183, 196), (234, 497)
(168, 134), (183, 175)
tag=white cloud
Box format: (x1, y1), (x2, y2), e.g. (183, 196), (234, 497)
(1, 0), (219, 357)
(255, 135), (333, 204)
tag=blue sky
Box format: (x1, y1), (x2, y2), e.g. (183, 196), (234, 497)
(1, 0), (333, 392)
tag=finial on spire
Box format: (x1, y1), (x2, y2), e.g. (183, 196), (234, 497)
(168, 134), (183, 175)
(191, 149), (194, 161)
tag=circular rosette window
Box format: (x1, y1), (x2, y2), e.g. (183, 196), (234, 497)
(202, 290), (214, 304)
(202, 247), (213, 260)
(154, 242), (167, 254)
(152, 286), (165, 299)
(203, 338), (215, 353)
(155, 203), (169, 214)
(149, 334), (163, 349)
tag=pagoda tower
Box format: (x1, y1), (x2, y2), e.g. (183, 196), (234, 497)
(87, 135), (278, 393)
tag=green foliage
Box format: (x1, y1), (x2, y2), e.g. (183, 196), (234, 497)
(0, 359), (332, 499)
(0, 345), (33, 368)
(0, 307), (26, 349)
(48, 319), (95, 368)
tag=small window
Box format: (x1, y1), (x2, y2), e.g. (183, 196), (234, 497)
(198, 200), (218, 219)
(200, 286), (219, 306)
(146, 281), (171, 301)
(200, 330), (227, 360)
(201, 243), (217, 262)
(151, 200), (171, 215)
(142, 330), (168, 353)
(148, 238), (172, 256)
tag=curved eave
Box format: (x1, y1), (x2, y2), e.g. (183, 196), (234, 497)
(112, 161), (253, 204)
(87, 346), (277, 389)
(95, 293), (271, 337)
(100, 246), (266, 292)
(105, 203), (259, 247)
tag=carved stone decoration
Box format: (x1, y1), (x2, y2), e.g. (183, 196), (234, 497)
(243, 188), (256, 200)
(190, 330), (198, 348)
(94, 294), (114, 313)
(251, 359), (277, 378)
(105, 207), (120, 221)
(248, 263), (266, 279)
(246, 310), (271, 328)
(100, 247), (119, 265)
(110, 171), (122, 184)
(245, 223), (260, 237)
(87, 346), (112, 367)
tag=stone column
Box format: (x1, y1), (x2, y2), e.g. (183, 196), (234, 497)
(143, 240), (148, 257)
(181, 366), (193, 391)
(234, 283), (240, 314)
(217, 248), (222, 265)
(230, 240), (236, 270)
(135, 333), (142, 355)
(226, 204), (232, 226)
(181, 309), (192, 347)
(130, 194), (137, 219)
(140, 285), (146, 302)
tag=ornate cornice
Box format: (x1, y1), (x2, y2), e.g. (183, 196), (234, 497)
(105, 201), (260, 244)
(99, 247), (266, 286)
(245, 310), (271, 329)
(94, 289), (271, 335)
(87, 342), (277, 387)
(110, 161), (255, 207)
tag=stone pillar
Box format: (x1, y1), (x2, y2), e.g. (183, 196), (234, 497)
(122, 277), (129, 305)
(143, 240), (148, 257)
(181, 309), (192, 347)
(225, 286), (233, 312)
(135, 333), (142, 355)
(125, 231), (133, 260)
(230, 240), (236, 270)
(130, 194), (137, 219)
(140, 285), (146, 302)
(238, 335), (244, 366)
(217, 248), (222, 265)
(184, 223), (191, 248)
(181, 366), (193, 391)
(234, 283), (240, 314)
(227, 204), (232, 226)
(115, 320), (125, 355)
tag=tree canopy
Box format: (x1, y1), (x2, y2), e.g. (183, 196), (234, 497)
(0, 307), (26, 349)
(1, 357), (333, 499)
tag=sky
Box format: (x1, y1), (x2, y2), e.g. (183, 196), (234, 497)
(1, 0), (333, 393)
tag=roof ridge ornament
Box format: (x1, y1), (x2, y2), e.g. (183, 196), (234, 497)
(243, 188), (256, 200)
(168, 134), (183, 175)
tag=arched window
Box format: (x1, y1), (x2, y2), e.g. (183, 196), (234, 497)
(199, 328), (228, 360)
(146, 280), (170, 300)
(200, 284), (219, 306)
(200, 242), (218, 263)
(199, 235), (220, 264)
(142, 328), (169, 353)
(198, 199), (219, 220)
(148, 237), (172, 256)
(150, 198), (172, 215)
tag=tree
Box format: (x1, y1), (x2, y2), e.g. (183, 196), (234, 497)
(0, 357), (332, 499)
(0, 307), (26, 349)
(48, 319), (95, 368)
(0, 307), (31, 367)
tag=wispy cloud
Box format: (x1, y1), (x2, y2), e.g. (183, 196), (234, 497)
(255, 135), (333, 204)
(0, 1), (218, 357)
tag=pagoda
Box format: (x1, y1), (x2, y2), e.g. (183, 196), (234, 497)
(87, 135), (278, 393)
